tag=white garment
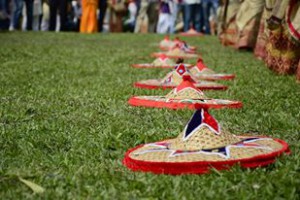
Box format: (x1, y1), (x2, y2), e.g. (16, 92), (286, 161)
(41, 2), (49, 31)
(156, 13), (172, 33)
(124, 2), (137, 25)
(33, 0), (42, 16)
(134, 0), (149, 33)
(184, 0), (201, 5)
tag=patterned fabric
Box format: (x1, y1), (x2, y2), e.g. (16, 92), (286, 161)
(217, 0), (241, 46)
(265, 27), (300, 74)
(254, 8), (268, 60)
(262, 0), (300, 75)
(234, 0), (264, 49)
(264, 0), (300, 75)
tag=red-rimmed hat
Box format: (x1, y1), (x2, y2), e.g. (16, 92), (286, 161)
(159, 36), (197, 52)
(159, 35), (172, 49)
(180, 28), (204, 37)
(123, 108), (290, 175)
(131, 54), (192, 69)
(129, 75), (242, 109)
(134, 64), (228, 90)
(190, 59), (236, 81)
(152, 44), (201, 59)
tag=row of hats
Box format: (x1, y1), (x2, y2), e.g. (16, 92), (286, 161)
(122, 36), (290, 175)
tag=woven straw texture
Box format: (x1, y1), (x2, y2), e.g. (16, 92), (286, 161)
(129, 136), (284, 162)
(169, 126), (241, 150)
(152, 57), (175, 66)
(165, 87), (208, 99)
(137, 79), (226, 88)
(135, 79), (227, 90)
(190, 67), (215, 75)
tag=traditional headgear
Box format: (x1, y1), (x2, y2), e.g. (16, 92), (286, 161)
(132, 54), (192, 69)
(130, 75), (241, 109)
(180, 28), (204, 37)
(152, 44), (200, 59)
(134, 64), (227, 90)
(189, 58), (236, 81)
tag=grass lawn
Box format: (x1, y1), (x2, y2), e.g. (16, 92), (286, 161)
(0, 32), (299, 199)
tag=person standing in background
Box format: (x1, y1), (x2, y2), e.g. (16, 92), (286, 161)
(147, 0), (159, 32)
(234, 0), (264, 49)
(156, 0), (173, 33)
(169, 0), (183, 33)
(98, 0), (107, 32)
(80, 0), (98, 33)
(183, 0), (202, 32)
(0, 0), (10, 30)
(40, 0), (49, 31)
(202, 0), (217, 34)
(12, 0), (34, 30)
(49, 0), (67, 31)
(32, 0), (42, 30)
(123, 0), (137, 32)
(134, 0), (148, 33)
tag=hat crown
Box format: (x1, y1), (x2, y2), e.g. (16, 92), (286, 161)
(165, 66), (207, 100)
(169, 109), (242, 151)
(196, 59), (207, 71)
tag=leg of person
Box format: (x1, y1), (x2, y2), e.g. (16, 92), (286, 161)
(0, 0), (10, 30)
(134, 0), (149, 33)
(183, 3), (191, 31)
(147, 1), (159, 33)
(157, 13), (169, 33)
(24, 0), (33, 30)
(167, 13), (173, 33)
(59, 0), (67, 31)
(169, 1), (177, 33)
(202, 0), (210, 34)
(179, 2), (184, 19)
(209, 0), (218, 35)
(194, 3), (202, 32)
(49, 0), (57, 31)
(98, 0), (107, 32)
(32, 15), (39, 30)
(156, 13), (163, 33)
(41, 1), (50, 31)
(13, 0), (23, 29)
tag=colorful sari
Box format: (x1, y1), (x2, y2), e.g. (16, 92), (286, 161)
(265, 0), (300, 74)
(80, 0), (98, 33)
(234, 0), (265, 49)
(254, 0), (276, 60)
(218, 0), (241, 46)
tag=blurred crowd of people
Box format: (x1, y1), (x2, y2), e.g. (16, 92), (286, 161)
(0, 0), (219, 34)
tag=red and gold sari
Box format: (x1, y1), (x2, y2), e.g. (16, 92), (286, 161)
(254, 0), (276, 60)
(265, 0), (300, 74)
(218, 0), (241, 47)
(234, 0), (265, 50)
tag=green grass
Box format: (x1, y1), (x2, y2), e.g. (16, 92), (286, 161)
(0, 32), (299, 199)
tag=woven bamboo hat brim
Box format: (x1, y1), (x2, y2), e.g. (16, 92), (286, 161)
(152, 45), (200, 59)
(189, 59), (236, 81)
(159, 36), (197, 51)
(123, 109), (290, 174)
(134, 64), (228, 90)
(131, 54), (184, 69)
(159, 35), (173, 49)
(180, 28), (204, 37)
(129, 75), (242, 109)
